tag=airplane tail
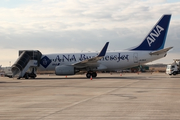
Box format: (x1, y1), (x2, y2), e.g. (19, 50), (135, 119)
(131, 14), (171, 51)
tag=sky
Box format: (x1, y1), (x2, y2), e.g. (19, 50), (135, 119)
(0, 0), (180, 66)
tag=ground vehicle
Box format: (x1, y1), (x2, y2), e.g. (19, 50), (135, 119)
(166, 59), (180, 75)
(1, 67), (13, 78)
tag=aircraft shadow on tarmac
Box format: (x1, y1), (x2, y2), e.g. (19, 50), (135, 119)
(0, 81), (20, 83)
(32, 75), (180, 80)
(24, 76), (153, 80)
(31, 73), (180, 80)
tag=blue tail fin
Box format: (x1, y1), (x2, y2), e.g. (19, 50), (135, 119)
(131, 14), (171, 51)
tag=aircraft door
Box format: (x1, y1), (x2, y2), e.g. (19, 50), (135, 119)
(133, 53), (138, 63)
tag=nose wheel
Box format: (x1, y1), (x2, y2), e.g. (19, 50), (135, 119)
(86, 71), (97, 78)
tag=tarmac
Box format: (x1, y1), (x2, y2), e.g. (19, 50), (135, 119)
(0, 73), (180, 120)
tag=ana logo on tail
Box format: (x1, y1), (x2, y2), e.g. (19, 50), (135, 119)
(147, 25), (164, 47)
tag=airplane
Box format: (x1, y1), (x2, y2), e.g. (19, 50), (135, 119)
(11, 14), (172, 79)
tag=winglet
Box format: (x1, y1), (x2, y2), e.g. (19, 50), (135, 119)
(72, 42), (109, 66)
(98, 42), (109, 57)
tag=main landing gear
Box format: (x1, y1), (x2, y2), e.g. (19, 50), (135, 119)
(86, 71), (97, 78)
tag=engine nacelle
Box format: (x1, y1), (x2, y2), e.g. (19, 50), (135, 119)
(55, 65), (75, 75)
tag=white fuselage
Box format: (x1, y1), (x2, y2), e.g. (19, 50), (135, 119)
(38, 50), (165, 72)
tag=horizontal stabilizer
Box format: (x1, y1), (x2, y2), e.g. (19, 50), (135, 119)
(149, 47), (173, 55)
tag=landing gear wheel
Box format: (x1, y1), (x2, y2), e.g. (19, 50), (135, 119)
(86, 73), (91, 78)
(92, 72), (97, 78)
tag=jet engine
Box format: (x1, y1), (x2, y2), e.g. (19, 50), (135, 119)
(55, 65), (75, 75)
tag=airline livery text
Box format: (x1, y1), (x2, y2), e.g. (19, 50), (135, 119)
(147, 25), (164, 47)
(52, 53), (129, 63)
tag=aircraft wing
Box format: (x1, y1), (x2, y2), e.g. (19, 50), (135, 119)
(72, 42), (109, 68)
(149, 47), (173, 55)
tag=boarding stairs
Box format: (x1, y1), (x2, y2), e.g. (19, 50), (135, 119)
(11, 50), (42, 79)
